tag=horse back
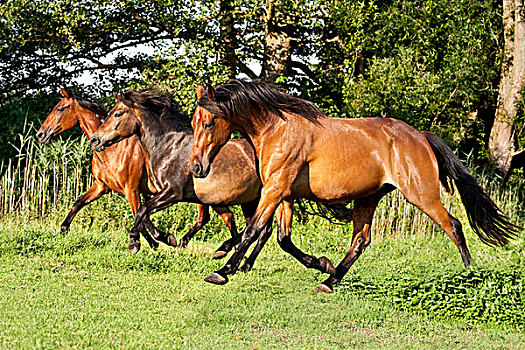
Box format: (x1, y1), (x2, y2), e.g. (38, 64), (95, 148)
(293, 117), (438, 201)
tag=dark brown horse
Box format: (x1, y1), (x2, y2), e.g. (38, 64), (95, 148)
(35, 89), (233, 255)
(189, 79), (519, 292)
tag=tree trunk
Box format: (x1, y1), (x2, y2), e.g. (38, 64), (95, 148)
(489, 0), (525, 176)
(219, 0), (237, 78)
(260, 0), (293, 82)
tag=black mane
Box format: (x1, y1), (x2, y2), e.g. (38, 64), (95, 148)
(198, 79), (327, 125)
(62, 88), (107, 118)
(119, 88), (190, 127)
(77, 97), (107, 118)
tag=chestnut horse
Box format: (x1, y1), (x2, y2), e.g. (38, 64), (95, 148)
(36, 89), (234, 255)
(189, 79), (519, 292)
(91, 89), (352, 267)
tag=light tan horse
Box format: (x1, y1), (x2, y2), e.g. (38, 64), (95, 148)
(189, 79), (519, 292)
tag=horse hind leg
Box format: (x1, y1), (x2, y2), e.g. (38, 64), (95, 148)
(397, 183), (473, 268)
(275, 200), (337, 276)
(448, 214), (473, 267)
(315, 194), (383, 293)
(415, 200), (473, 268)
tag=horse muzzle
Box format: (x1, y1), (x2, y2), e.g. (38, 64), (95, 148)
(89, 135), (106, 152)
(189, 158), (210, 178)
(36, 130), (52, 145)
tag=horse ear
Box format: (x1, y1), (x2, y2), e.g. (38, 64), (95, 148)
(60, 88), (70, 98)
(206, 86), (216, 101)
(196, 84), (205, 100)
(112, 91), (118, 100)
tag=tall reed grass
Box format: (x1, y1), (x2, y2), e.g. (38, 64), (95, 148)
(0, 125), (523, 239)
(0, 123), (92, 217)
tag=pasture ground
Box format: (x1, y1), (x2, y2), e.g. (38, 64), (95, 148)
(0, 197), (523, 349)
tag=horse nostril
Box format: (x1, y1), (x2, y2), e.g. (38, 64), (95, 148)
(36, 132), (45, 141)
(90, 136), (100, 146)
(194, 162), (202, 175)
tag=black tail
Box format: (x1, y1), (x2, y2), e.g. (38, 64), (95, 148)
(296, 200), (353, 224)
(423, 132), (520, 246)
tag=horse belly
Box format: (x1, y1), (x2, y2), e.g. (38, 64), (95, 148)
(299, 163), (384, 201)
(293, 134), (387, 201)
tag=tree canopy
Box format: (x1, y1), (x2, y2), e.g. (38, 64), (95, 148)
(1, 0), (523, 176)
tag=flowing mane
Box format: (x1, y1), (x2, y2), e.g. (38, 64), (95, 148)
(199, 79), (327, 125)
(119, 88), (190, 127)
(77, 97), (107, 118)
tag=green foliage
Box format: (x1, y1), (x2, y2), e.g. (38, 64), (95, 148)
(0, 125), (92, 216)
(0, 93), (58, 160)
(340, 267), (525, 328)
(323, 0), (502, 150)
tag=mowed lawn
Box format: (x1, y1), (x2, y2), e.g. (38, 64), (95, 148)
(0, 202), (523, 349)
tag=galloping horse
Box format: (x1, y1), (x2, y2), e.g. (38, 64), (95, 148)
(189, 79), (519, 292)
(36, 88), (222, 254)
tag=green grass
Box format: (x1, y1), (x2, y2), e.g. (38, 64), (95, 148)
(0, 197), (523, 349)
(0, 130), (523, 348)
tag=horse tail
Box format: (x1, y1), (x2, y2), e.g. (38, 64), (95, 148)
(296, 200), (353, 224)
(423, 131), (519, 246)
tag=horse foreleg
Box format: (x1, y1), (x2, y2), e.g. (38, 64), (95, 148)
(315, 194), (383, 293)
(239, 217), (273, 273)
(61, 180), (108, 232)
(210, 206), (239, 259)
(204, 188), (282, 285)
(129, 190), (180, 252)
(125, 189), (159, 253)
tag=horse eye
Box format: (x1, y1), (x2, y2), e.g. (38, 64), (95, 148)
(204, 120), (215, 129)
(114, 112), (122, 118)
(57, 106), (69, 112)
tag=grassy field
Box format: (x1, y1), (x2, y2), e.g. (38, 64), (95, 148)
(0, 133), (524, 348)
(0, 193), (523, 349)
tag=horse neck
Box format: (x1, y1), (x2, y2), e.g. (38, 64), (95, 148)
(234, 113), (281, 159)
(77, 110), (102, 139)
(138, 112), (193, 162)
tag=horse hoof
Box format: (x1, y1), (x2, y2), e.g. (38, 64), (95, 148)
(313, 283), (333, 293)
(167, 234), (177, 247)
(319, 256), (336, 275)
(204, 272), (229, 285)
(128, 241), (141, 255)
(212, 250), (228, 260)
(60, 225), (69, 233)
(240, 263), (252, 273)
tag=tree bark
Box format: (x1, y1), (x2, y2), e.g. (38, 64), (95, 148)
(219, 0), (237, 79)
(489, 0), (525, 176)
(260, 0), (293, 82)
